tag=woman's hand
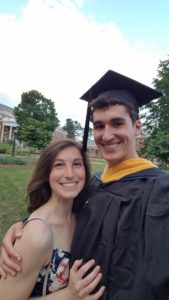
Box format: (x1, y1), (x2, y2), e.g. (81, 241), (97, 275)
(0, 222), (24, 278)
(65, 259), (105, 300)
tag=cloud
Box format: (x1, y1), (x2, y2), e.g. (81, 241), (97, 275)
(0, 0), (166, 126)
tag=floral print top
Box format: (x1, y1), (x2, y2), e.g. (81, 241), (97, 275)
(30, 248), (70, 297)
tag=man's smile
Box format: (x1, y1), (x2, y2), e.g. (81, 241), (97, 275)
(101, 142), (122, 150)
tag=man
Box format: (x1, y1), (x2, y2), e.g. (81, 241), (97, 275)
(1, 70), (169, 299)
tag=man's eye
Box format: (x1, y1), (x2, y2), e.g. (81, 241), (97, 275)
(113, 122), (123, 127)
(94, 124), (104, 130)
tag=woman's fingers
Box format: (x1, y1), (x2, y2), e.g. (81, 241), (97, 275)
(89, 285), (106, 300)
(71, 259), (83, 272)
(77, 259), (96, 278)
(78, 265), (101, 290)
(79, 271), (102, 297)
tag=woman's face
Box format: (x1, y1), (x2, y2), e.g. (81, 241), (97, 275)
(49, 146), (86, 200)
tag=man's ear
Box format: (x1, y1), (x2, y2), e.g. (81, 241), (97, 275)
(135, 120), (142, 136)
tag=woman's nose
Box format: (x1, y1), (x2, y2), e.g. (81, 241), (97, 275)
(65, 166), (74, 177)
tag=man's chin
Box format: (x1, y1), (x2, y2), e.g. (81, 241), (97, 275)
(101, 153), (124, 166)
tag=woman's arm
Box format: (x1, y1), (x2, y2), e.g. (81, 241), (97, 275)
(0, 224), (105, 300)
(0, 220), (52, 300)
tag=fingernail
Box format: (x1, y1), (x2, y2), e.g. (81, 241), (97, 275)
(11, 272), (16, 276)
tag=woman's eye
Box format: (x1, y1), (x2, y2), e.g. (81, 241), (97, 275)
(74, 162), (82, 167)
(54, 163), (64, 168)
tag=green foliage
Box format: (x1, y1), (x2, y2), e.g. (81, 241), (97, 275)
(14, 90), (60, 148)
(0, 142), (11, 154)
(143, 133), (169, 167)
(0, 142), (37, 157)
(15, 147), (35, 156)
(62, 118), (83, 139)
(0, 156), (26, 165)
(0, 153), (39, 164)
(141, 57), (169, 165)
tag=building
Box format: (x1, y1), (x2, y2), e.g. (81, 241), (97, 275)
(0, 104), (17, 142)
(52, 127), (67, 142)
(87, 139), (101, 157)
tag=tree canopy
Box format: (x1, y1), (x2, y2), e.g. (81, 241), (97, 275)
(140, 57), (169, 166)
(62, 118), (83, 139)
(14, 90), (60, 148)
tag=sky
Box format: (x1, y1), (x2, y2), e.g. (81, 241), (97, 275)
(0, 0), (168, 127)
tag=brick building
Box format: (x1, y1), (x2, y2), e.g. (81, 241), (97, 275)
(52, 128), (67, 142)
(87, 139), (101, 157)
(0, 104), (17, 142)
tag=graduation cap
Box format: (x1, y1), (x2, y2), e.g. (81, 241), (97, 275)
(80, 69), (162, 152)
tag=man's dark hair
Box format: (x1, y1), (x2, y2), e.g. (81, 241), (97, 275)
(89, 94), (139, 124)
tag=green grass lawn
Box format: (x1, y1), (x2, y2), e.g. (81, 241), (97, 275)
(0, 166), (32, 241)
(0, 158), (106, 241)
(89, 157), (106, 173)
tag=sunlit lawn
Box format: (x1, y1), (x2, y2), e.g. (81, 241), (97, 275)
(0, 166), (32, 241)
(0, 158), (106, 241)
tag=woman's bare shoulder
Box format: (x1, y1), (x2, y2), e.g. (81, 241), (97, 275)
(14, 218), (52, 257)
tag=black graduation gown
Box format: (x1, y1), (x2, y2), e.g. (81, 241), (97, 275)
(70, 167), (169, 300)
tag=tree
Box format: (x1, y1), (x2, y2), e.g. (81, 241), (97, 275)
(62, 119), (83, 139)
(140, 57), (169, 166)
(14, 90), (60, 149)
(88, 127), (93, 140)
(74, 120), (83, 139)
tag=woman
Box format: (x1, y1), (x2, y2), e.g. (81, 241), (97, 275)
(0, 139), (105, 300)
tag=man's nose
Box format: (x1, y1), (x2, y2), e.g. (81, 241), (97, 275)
(102, 125), (114, 140)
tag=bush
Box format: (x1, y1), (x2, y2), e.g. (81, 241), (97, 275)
(15, 146), (36, 156)
(0, 142), (12, 154)
(0, 142), (36, 156)
(0, 156), (26, 165)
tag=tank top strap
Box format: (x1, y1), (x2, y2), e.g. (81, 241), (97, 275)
(25, 216), (49, 226)
(24, 216), (53, 247)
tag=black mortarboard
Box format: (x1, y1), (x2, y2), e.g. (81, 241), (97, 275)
(80, 70), (162, 152)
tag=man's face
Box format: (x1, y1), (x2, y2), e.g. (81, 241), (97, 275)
(92, 104), (141, 167)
